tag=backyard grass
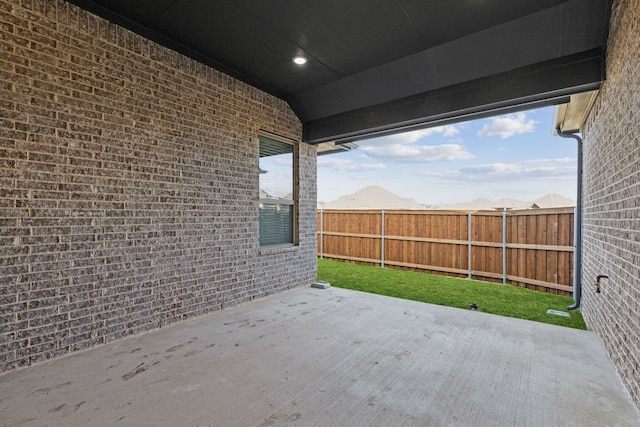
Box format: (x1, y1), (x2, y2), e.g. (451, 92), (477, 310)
(317, 259), (587, 330)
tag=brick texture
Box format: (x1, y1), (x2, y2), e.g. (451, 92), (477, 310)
(581, 0), (640, 410)
(0, 0), (316, 371)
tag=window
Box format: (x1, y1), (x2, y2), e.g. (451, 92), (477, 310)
(259, 135), (295, 246)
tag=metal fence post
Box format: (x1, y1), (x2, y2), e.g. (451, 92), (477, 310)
(319, 209), (323, 259)
(502, 210), (507, 284)
(381, 210), (385, 268)
(467, 212), (472, 279)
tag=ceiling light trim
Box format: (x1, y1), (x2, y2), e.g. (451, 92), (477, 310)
(292, 56), (308, 65)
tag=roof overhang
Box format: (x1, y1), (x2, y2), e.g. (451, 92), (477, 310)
(66, 0), (613, 144)
(305, 50), (605, 144)
(316, 142), (359, 156)
(553, 89), (600, 133)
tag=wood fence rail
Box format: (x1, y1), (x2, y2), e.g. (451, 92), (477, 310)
(317, 208), (575, 295)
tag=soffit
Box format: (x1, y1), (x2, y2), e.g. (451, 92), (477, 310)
(67, 0), (612, 144)
(554, 90), (600, 133)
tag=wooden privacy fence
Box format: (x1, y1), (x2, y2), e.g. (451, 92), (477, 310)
(317, 208), (575, 295)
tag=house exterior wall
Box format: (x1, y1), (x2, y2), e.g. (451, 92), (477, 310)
(581, 0), (640, 409)
(0, 0), (316, 372)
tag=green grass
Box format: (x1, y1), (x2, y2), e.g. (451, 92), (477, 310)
(317, 259), (587, 330)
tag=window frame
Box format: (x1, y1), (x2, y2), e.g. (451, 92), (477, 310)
(258, 133), (298, 248)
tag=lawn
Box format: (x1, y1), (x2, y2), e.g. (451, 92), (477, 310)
(317, 259), (587, 330)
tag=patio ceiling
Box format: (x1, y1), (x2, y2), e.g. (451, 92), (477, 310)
(68, 0), (612, 144)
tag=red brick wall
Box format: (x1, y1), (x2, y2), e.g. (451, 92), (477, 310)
(581, 0), (640, 410)
(0, 0), (317, 371)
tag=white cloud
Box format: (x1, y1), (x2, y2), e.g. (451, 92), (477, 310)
(361, 143), (474, 163)
(317, 156), (386, 172)
(441, 126), (460, 137)
(364, 125), (460, 145)
(353, 125), (470, 163)
(416, 159), (576, 181)
(455, 162), (576, 181)
(389, 125), (460, 142)
(523, 157), (575, 164)
(477, 113), (537, 139)
(460, 163), (522, 174)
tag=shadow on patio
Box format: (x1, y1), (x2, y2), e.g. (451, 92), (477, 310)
(1, 287), (638, 426)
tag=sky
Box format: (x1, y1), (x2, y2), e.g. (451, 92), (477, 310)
(317, 106), (578, 206)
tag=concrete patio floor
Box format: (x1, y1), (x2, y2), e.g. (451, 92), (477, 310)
(1, 286), (638, 427)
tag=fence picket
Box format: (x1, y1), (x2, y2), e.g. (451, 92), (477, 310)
(317, 208), (574, 295)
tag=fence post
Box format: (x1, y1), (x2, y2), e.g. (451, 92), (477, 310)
(502, 210), (507, 284)
(467, 212), (472, 279)
(381, 210), (385, 268)
(319, 209), (323, 259)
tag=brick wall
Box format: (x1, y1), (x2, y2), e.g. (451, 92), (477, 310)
(0, 0), (317, 371)
(581, 0), (640, 409)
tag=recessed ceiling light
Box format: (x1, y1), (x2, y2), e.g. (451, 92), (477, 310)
(292, 56), (308, 65)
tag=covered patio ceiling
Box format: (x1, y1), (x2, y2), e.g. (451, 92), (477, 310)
(68, 0), (612, 144)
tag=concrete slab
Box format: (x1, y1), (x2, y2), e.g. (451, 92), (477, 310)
(1, 287), (638, 426)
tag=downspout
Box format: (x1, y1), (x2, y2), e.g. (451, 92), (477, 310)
(556, 127), (582, 310)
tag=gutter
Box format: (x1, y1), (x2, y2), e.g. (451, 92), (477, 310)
(556, 128), (583, 310)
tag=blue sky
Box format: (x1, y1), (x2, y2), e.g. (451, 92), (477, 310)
(317, 106), (578, 205)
